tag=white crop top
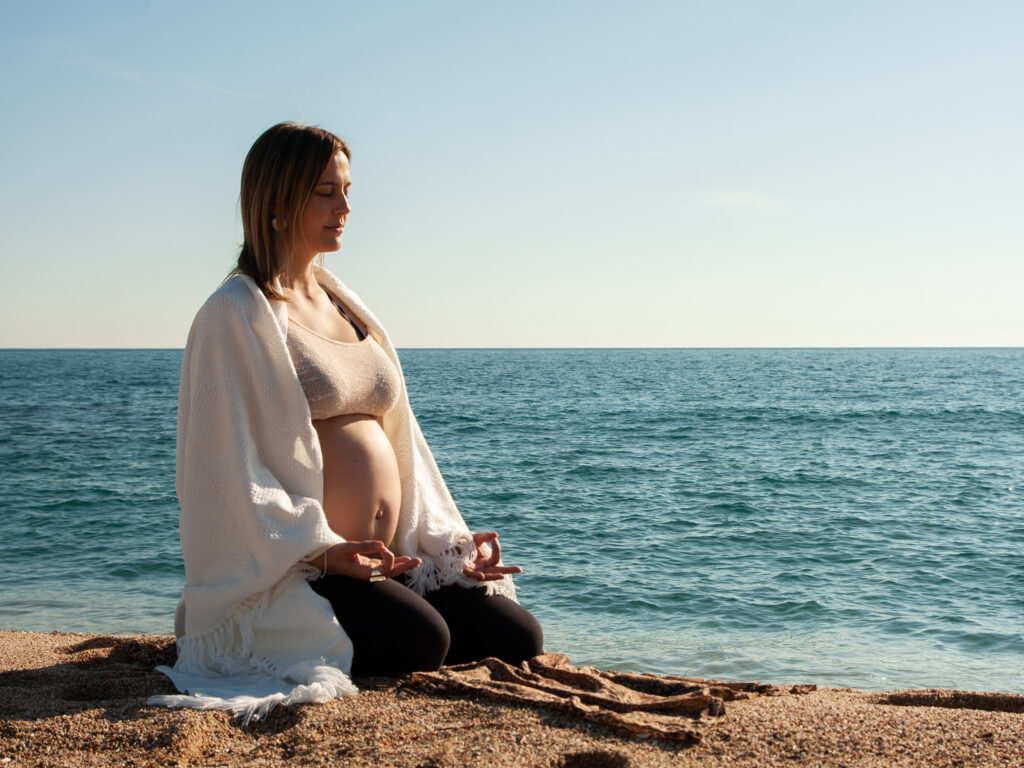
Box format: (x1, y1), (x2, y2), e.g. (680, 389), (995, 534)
(286, 316), (402, 421)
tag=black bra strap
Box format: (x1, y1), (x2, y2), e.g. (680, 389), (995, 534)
(321, 286), (367, 340)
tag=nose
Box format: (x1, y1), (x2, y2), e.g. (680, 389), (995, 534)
(335, 193), (351, 216)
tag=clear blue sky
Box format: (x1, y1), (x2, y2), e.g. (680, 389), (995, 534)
(2, 1), (1021, 347)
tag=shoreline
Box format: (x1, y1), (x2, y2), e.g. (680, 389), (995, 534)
(1, 629), (1022, 767)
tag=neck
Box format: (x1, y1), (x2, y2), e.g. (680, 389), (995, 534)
(278, 253), (320, 298)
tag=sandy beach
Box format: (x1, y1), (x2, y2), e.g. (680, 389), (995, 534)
(1, 630), (1022, 767)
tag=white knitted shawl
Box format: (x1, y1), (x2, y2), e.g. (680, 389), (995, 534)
(150, 268), (515, 722)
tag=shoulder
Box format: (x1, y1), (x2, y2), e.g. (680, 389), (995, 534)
(197, 274), (264, 321)
(193, 274), (284, 332)
(186, 274), (283, 352)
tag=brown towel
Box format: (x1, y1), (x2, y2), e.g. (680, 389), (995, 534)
(401, 652), (815, 742)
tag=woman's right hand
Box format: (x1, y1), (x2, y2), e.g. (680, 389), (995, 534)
(326, 540), (421, 581)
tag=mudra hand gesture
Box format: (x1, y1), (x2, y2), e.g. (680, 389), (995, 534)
(326, 540), (421, 581)
(462, 531), (523, 582)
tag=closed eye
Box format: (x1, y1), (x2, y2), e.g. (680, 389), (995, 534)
(314, 185), (351, 198)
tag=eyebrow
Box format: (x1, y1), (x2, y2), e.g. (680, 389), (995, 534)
(315, 179), (352, 187)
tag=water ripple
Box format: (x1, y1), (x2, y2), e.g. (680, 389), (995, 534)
(2, 347), (1023, 692)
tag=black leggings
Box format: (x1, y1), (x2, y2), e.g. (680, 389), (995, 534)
(309, 575), (544, 677)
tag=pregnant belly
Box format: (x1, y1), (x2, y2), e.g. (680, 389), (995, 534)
(314, 415), (401, 548)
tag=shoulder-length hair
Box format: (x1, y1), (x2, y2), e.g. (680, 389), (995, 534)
(233, 122), (350, 300)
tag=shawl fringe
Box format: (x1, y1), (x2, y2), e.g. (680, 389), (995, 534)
(148, 662), (357, 726)
(172, 586), (279, 679)
(403, 533), (518, 602)
(151, 575), (357, 724)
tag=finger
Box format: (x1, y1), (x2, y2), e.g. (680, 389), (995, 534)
(463, 564), (517, 581)
(481, 564), (522, 575)
(380, 547), (395, 574)
(484, 536), (501, 568)
(342, 539), (385, 556)
(472, 532), (500, 567)
(388, 557), (422, 577)
(472, 531), (497, 546)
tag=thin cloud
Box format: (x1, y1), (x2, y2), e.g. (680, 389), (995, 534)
(30, 35), (261, 101)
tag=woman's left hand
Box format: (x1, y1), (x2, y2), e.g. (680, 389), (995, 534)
(462, 531), (523, 582)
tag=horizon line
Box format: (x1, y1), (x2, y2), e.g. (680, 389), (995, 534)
(2, 346), (1023, 352)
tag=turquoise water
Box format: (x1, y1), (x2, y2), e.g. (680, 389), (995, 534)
(1, 348), (1022, 693)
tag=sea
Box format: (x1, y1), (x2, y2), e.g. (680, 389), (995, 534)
(1, 348), (1022, 694)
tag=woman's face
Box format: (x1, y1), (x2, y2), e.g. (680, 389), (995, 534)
(298, 151), (352, 258)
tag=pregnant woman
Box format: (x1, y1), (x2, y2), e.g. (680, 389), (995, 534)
(153, 123), (542, 720)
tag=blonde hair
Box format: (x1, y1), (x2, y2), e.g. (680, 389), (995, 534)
(233, 122), (350, 300)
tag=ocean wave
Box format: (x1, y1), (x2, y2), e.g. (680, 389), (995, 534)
(3, 347), (1023, 692)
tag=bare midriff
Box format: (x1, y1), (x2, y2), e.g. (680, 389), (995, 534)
(314, 414), (401, 548)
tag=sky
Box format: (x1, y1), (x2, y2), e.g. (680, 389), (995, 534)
(1, 1), (1021, 348)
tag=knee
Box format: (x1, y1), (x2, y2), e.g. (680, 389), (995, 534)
(497, 609), (544, 665)
(408, 612), (451, 672)
(349, 593), (452, 677)
(518, 615), (545, 662)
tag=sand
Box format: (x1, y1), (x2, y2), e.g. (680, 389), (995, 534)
(1, 629), (1022, 767)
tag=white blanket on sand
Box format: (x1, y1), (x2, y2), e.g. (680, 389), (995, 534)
(149, 267), (515, 723)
